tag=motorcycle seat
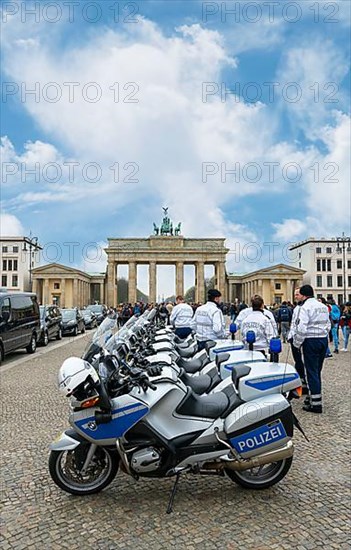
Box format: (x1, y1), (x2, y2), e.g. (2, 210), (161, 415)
(177, 346), (196, 359)
(215, 352), (231, 369)
(176, 356), (207, 374)
(231, 365), (251, 390)
(180, 371), (213, 394)
(176, 387), (229, 419)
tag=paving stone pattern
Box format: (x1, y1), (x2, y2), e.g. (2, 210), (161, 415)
(1, 338), (350, 549)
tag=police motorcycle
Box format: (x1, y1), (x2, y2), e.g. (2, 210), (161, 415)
(50, 330), (305, 511)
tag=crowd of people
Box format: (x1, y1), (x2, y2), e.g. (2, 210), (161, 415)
(106, 287), (350, 415)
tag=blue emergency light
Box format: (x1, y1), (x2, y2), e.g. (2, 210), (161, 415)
(269, 338), (282, 355)
(246, 330), (256, 344)
(229, 323), (237, 334)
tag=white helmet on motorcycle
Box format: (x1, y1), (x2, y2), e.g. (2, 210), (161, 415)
(58, 357), (99, 397)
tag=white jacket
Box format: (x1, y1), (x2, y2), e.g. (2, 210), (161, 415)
(236, 307), (278, 336)
(289, 298), (331, 348)
(241, 310), (276, 351)
(170, 302), (194, 328)
(191, 301), (226, 341)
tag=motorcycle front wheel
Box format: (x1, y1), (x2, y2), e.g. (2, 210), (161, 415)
(49, 446), (119, 495)
(224, 457), (293, 490)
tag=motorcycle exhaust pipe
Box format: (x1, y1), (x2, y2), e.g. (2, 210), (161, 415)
(223, 441), (294, 471)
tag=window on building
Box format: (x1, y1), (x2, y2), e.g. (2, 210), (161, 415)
(316, 247), (321, 253)
(275, 283), (281, 290)
(1, 275), (7, 287)
(317, 294), (323, 300)
(274, 295), (282, 304)
(338, 295), (343, 305)
(53, 282), (60, 290)
(299, 262), (301, 268)
(327, 294), (333, 300)
(7, 260), (12, 271)
(299, 252), (301, 259)
(13, 246), (19, 253)
(316, 259), (321, 271)
(326, 247), (332, 253)
(2, 246), (8, 253)
(327, 259), (331, 271)
(348, 276), (351, 287)
(316, 275), (322, 287)
(2, 259), (7, 271)
(337, 275), (343, 287)
(348, 260), (351, 269)
(327, 275), (333, 287)
(12, 275), (18, 287)
(321, 259), (326, 271)
(13, 259), (18, 271)
(337, 260), (342, 269)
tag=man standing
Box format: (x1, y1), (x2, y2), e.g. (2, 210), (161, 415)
(241, 296), (275, 355)
(236, 295), (278, 336)
(290, 284), (331, 413)
(191, 289), (226, 350)
(277, 301), (293, 343)
(170, 296), (193, 339)
(288, 288), (306, 390)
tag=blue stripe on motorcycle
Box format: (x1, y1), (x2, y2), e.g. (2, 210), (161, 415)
(213, 346), (244, 353)
(74, 403), (149, 439)
(244, 373), (299, 390)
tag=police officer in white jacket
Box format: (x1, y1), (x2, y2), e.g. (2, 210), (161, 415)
(191, 289), (226, 350)
(289, 284), (330, 413)
(241, 296), (275, 355)
(170, 296), (194, 339)
(236, 295), (278, 336)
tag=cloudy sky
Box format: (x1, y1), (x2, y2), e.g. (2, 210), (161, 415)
(1, 0), (350, 296)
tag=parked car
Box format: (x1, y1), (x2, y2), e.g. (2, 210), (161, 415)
(85, 304), (107, 325)
(0, 291), (40, 362)
(61, 308), (85, 336)
(38, 305), (62, 345)
(80, 309), (98, 329)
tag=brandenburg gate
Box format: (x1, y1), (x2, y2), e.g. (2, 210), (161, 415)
(105, 209), (229, 305)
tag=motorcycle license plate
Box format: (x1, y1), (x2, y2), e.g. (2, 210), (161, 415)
(230, 419), (287, 454)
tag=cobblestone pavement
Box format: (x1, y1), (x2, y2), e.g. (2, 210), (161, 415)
(1, 337), (350, 550)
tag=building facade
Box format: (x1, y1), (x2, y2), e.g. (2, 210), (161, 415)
(227, 264), (305, 305)
(32, 263), (105, 308)
(289, 237), (351, 304)
(0, 237), (42, 292)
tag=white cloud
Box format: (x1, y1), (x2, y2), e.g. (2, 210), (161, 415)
(0, 213), (25, 236)
(272, 219), (307, 242)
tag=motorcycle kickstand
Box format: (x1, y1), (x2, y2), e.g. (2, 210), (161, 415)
(166, 472), (181, 514)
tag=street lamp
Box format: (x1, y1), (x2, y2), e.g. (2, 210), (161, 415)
(23, 233), (39, 290)
(336, 232), (351, 304)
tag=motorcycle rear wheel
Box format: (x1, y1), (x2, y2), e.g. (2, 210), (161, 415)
(49, 446), (119, 495)
(225, 457), (293, 490)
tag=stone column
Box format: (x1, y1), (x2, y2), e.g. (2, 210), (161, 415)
(149, 262), (157, 303)
(217, 262), (226, 299)
(128, 262), (137, 304)
(176, 262), (184, 297)
(286, 279), (291, 302)
(107, 262), (116, 307)
(270, 279), (276, 306)
(61, 278), (66, 308)
(32, 278), (38, 296)
(100, 282), (105, 304)
(44, 278), (50, 304)
(73, 279), (78, 307)
(196, 262), (205, 303)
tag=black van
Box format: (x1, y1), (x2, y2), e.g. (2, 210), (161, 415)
(0, 292), (40, 362)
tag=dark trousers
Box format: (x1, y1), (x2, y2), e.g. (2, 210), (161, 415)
(291, 343), (306, 383)
(175, 327), (192, 339)
(302, 337), (328, 405)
